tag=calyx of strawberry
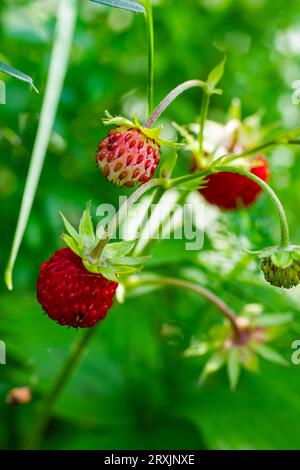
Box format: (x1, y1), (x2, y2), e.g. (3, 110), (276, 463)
(60, 203), (149, 282)
(248, 245), (300, 289)
(184, 304), (289, 390)
(103, 111), (182, 149)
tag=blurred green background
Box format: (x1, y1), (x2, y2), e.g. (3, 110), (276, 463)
(1, 0), (300, 450)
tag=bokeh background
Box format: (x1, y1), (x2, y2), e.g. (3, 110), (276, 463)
(1, 0), (300, 450)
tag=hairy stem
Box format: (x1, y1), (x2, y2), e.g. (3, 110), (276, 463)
(168, 168), (211, 189)
(196, 91), (210, 167)
(144, 80), (205, 128)
(225, 138), (300, 164)
(168, 163), (290, 249)
(217, 166), (290, 248)
(90, 178), (163, 260)
(144, 0), (154, 114)
(24, 328), (96, 450)
(139, 189), (189, 255)
(129, 276), (241, 338)
(132, 185), (165, 256)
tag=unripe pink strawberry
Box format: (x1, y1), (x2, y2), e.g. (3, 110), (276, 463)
(96, 126), (160, 187)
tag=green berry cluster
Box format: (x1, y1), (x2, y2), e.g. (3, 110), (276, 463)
(261, 258), (300, 289)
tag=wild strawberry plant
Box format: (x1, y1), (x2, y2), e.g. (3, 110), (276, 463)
(3, 0), (300, 450)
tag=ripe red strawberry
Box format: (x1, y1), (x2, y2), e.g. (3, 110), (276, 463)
(96, 126), (160, 187)
(37, 248), (118, 328)
(200, 156), (269, 210)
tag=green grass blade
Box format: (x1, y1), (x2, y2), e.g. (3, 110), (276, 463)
(0, 61), (38, 93)
(4, 0), (78, 290)
(90, 0), (145, 13)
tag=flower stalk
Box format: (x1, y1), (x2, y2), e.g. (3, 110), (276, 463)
(127, 275), (242, 339)
(24, 327), (97, 449)
(216, 166), (290, 248)
(144, 80), (206, 128)
(144, 0), (154, 114)
(89, 178), (163, 260)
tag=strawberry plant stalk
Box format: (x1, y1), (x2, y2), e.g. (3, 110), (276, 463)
(144, 80), (206, 128)
(197, 91), (210, 164)
(217, 166), (290, 248)
(127, 275), (242, 339)
(24, 327), (97, 450)
(225, 138), (300, 163)
(144, 0), (154, 113)
(89, 177), (163, 260)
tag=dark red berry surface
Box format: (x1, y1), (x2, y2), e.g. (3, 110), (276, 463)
(200, 156), (269, 210)
(37, 248), (118, 328)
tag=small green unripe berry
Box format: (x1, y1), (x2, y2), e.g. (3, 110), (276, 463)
(261, 258), (300, 289)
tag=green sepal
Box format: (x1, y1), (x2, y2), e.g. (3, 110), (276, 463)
(112, 265), (144, 275)
(251, 343), (288, 367)
(176, 176), (208, 191)
(102, 111), (134, 128)
(271, 251), (293, 269)
(102, 240), (136, 258)
(79, 201), (96, 250)
(61, 234), (81, 256)
(227, 347), (241, 391)
(245, 245), (300, 264)
(60, 203), (149, 282)
(198, 352), (226, 386)
(253, 313), (293, 328)
(109, 255), (150, 266)
(59, 211), (81, 244)
(207, 56), (227, 89)
(102, 111), (183, 149)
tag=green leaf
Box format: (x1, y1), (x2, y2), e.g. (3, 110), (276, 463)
(207, 56), (227, 89)
(0, 61), (38, 92)
(61, 234), (81, 256)
(79, 202), (95, 249)
(90, 0), (145, 13)
(103, 240), (136, 258)
(227, 348), (241, 390)
(240, 347), (259, 373)
(59, 212), (81, 244)
(4, 0), (77, 290)
(253, 344), (288, 366)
